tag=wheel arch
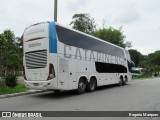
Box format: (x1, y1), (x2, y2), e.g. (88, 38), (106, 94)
(78, 76), (88, 85)
(120, 75), (123, 81)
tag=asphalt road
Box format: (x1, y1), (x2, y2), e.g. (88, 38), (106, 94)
(0, 77), (160, 120)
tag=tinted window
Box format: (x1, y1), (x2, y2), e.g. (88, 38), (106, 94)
(95, 62), (127, 73)
(56, 25), (125, 59)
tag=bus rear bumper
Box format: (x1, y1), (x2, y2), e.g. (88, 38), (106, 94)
(24, 80), (55, 90)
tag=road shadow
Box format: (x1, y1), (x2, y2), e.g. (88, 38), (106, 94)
(31, 84), (130, 99)
(96, 83), (130, 91)
(30, 90), (77, 99)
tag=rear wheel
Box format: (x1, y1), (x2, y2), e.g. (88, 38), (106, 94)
(118, 77), (123, 86)
(76, 78), (87, 94)
(87, 78), (97, 92)
(123, 77), (128, 85)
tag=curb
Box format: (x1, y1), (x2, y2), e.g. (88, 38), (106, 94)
(0, 90), (48, 99)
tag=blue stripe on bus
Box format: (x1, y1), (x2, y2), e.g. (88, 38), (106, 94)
(49, 22), (57, 53)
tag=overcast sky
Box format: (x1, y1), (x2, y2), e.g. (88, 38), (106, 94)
(0, 0), (160, 55)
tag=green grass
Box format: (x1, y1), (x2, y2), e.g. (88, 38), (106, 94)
(0, 83), (28, 95)
(133, 73), (153, 80)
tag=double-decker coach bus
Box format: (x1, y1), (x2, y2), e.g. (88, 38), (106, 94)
(23, 21), (134, 94)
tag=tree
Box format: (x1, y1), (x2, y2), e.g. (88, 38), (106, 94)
(147, 50), (160, 66)
(146, 51), (160, 76)
(0, 30), (22, 78)
(93, 27), (132, 48)
(138, 60), (148, 68)
(70, 13), (97, 34)
(128, 49), (144, 67)
(0, 34), (5, 78)
(136, 50), (160, 76)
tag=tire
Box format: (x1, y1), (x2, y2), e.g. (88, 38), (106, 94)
(118, 77), (123, 86)
(122, 80), (126, 85)
(76, 78), (87, 94)
(122, 77), (127, 85)
(87, 78), (97, 92)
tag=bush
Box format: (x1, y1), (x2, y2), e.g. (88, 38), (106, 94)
(5, 75), (17, 88)
(0, 80), (5, 87)
(0, 77), (5, 88)
(133, 72), (152, 79)
(153, 73), (158, 77)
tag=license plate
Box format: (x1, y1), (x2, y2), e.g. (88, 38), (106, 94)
(33, 83), (39, 86)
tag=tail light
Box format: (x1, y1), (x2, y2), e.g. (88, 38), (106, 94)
(47, 64), (55, 80)
(23, 66), (27, 80)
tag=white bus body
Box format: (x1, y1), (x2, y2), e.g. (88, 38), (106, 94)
(23, 21), (133, 93)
